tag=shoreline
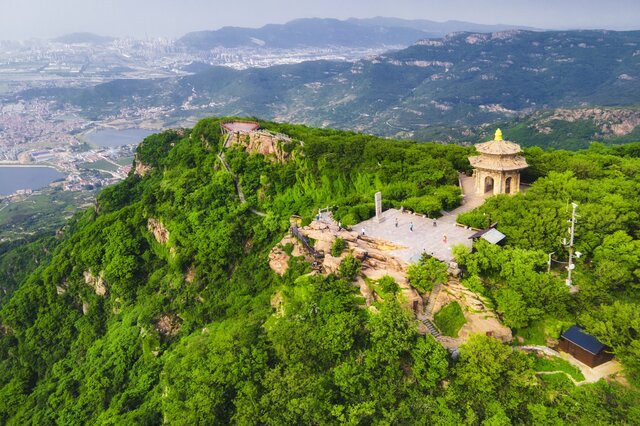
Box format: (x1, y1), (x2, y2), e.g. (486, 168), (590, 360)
(0, 163), (65, 173)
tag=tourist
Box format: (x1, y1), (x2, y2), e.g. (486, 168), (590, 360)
(433, 218), (437, 227)
(361, 228), (366, 236)
(395, 217), (398, 228)
(338, 220), (342, 231)
(442, 233), (448, 243)
(409, 222), (413, 232)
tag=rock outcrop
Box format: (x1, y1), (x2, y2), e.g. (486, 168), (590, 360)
(155, 314), (181, 337)
(134, 160), (152, 177)
(537, 108), (640, 137)
(229, 131), (296, 163)
(84, 271), (107, 296)
(148, 218), (170, 245)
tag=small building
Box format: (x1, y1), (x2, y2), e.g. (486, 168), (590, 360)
(558, 325), (614, 368)
(468, 129), (528, 195)
(469, 224), (506, 245)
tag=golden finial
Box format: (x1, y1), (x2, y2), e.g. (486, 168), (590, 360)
(494, 128), (503, 141)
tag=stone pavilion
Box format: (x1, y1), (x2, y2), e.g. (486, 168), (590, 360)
(469, 129), (528, 195)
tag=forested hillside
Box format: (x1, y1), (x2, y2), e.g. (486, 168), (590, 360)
(0, 118), (639, 424)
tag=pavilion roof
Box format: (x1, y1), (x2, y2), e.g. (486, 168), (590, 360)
(474, 138), (523, 155)
(469, 154), (528, 171)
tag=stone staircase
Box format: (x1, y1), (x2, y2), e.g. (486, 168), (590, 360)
(422, 318), (441, 338)
(424, 284), (442, 319)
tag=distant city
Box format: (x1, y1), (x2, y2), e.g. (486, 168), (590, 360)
(0, 32), (392, 201)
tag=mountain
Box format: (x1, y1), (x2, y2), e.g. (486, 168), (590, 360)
(347, 16), (541, 35)
(0, 117), (639, 423)
(52, 32), (115, 45)
(178, 18), (433, 49)
(24, 30), (640, 146)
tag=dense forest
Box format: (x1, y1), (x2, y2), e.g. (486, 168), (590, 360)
(0, 118), (639, 424)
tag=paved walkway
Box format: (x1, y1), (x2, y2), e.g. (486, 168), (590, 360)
(354, 209), (475, 264)
(353, 174), (488, 264)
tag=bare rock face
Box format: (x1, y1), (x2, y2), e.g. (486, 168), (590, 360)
(229, 131), (295, 163)
(84, 271), (107, 296)
(185, 266), (196, 283)
(148, 218), (170, 245)
(155, 314), (181, 337)
(134, 160), (152, 177)
(269, 245), (291, 276)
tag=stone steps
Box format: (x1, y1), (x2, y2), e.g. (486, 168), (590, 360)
(422, 318), (441, 338)
(424, 284), (442, 319)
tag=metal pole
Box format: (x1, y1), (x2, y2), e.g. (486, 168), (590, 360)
(547, 252), (555, 273)
(566, 203), (578, 286)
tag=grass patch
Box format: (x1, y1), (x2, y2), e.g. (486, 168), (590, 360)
(514, 320), (546, 345)
(529, 353), (585, 382)
(434, 301), (466, 337)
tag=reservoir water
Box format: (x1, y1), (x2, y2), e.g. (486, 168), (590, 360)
(0, 167), (65, 196)
(84, 128), (155, 148)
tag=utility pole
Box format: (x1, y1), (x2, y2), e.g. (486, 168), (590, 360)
(565, 203), (578, 286)
(547, 252), (555, 273)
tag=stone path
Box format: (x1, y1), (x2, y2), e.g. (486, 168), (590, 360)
(218, 133), (267, 217)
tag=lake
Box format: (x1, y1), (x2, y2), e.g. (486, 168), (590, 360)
(84, 128), (155, 148)
(0, 167), (65, 196)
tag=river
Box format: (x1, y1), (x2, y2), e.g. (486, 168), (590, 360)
(84, 128), (155, 148)
(0, 166), (65, 196)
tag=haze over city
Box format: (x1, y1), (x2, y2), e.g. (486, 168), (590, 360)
(0, 0), (638, 40)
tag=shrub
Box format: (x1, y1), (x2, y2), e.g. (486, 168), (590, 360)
(378, 275), (399, 295)
(331, 237), (347, 257)
(338, 255), (361, 281)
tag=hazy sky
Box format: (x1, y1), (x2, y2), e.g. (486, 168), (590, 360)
(0, 0), (638, 40)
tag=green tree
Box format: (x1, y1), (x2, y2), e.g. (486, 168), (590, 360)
(407, 255), (448, 293)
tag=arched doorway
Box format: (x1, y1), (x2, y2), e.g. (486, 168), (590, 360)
(505, 177), (512, 194)
(484, 176), (494, 193)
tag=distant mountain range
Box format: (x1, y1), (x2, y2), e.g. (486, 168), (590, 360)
(26, 29), (640, 147)
(52, 32), (115, 45)
(177, 17), (540, 50)
(178, 18), (432, 49)
(347, 17), (540, 35)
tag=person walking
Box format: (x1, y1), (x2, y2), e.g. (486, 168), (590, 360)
(409, 222), (413, 232)
(395, 217), (398, 228)
(433, 218), (437, 227)
(361, 228), (366, 236)
(338, 220), (342, 231)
